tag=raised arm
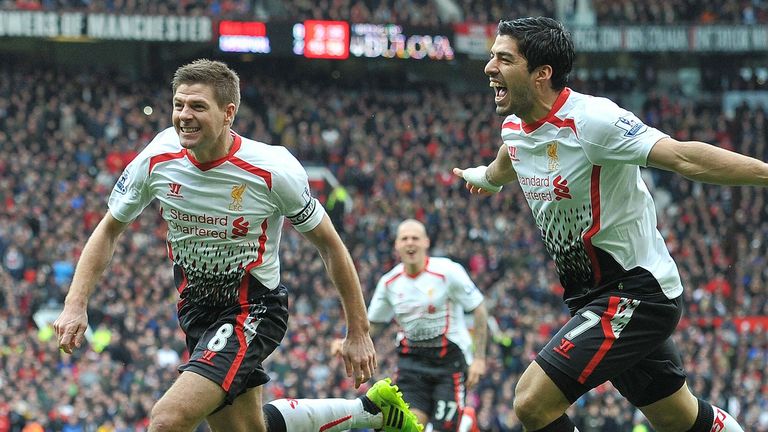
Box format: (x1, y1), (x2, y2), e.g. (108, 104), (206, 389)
(302, 214), (376, 388)
(54, 211), (128, 353)
(648, 137), (768, 185)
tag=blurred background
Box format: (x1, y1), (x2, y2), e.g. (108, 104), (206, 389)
(1, 0), (767, 431)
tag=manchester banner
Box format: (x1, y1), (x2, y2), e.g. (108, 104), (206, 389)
(0, 10), (212, 42)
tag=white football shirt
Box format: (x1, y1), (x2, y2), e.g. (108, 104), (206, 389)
(367, 257), (484, 364)
(501, 88), (682, 304)
(109, 127), (325, 305)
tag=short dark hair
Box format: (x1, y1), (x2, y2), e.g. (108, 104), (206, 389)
(172, 59), (240, 114)
(497, 17), (574, 90)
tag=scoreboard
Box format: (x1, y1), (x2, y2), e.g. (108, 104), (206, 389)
(217, 19), (455, 61)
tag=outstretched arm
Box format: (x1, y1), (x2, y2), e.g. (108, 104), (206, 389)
(453, 143), (518, 194)
(648, 137), (768, 185)
(54, 211), (128, 353)
(303, 214), (376, 388)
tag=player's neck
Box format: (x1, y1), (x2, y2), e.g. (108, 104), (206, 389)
(522, 88), (562, 125)
(189, 132), (233, 163)
(404, 257), (428, 277)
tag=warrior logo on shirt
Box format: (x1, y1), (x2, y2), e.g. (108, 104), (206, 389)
(229, 184), (246, 211)
(508, 145), (520, 162)
(167, 183), (183, 199)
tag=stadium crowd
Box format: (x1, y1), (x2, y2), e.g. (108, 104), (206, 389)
(0, 59), (767, 432)
(4, 0), (768, 25)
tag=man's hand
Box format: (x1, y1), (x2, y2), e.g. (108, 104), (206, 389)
(330, 338), (344, 356)
(453, 167), (502, 195)
(465, 358), (486, 390)
(337, 334), (377, 389)
(53, 304), (89, 354)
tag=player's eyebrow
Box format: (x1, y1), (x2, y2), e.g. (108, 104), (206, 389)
(493, 49), (517, 60)
(173, 95), (209, 106)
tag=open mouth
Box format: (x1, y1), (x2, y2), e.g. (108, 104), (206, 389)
(490, 82), (508, 102)
(180, 126), (201, 134)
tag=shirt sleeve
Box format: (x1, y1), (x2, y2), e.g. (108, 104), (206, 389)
(446, 261), (484, 311)
(271, 147), (326, 233)
(578, 97), (669, 167)
(108, 157), (153, 223)
(367, 276), (395, 323)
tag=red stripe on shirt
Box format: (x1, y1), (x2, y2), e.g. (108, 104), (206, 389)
(502, 121), (521, 130)
(149, 150), (186, 173)
(186, 131), (243, 171)
(440, 301), (451, 357)
(385, 272), (404, 286)
(521, 88), (576, 135)
(230, 156), (273, 190)
(176, 270), (188, 294)
(577, 296), (620, 384)
(424, 269), (446, 281)
(175, 270), (188, 312)
(245, 219), (270, 271)
(582, 166), (603, 286)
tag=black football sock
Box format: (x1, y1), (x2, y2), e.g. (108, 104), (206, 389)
(530, 414), (579, 432)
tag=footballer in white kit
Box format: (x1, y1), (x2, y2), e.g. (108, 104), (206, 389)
(109, 127), (323, 401)
(56, 60), (405, 432)
(368, 257), (483, 369)
(501, 88), (682, 309)
(455, 17), (750, 432)
(498, 87), (690, 406)
(367, 220), (487, 432)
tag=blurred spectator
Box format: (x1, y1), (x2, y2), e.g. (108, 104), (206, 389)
(0, 60), (766, 430)
(4, 0), (765, 26)
(592, 0), (768, 24)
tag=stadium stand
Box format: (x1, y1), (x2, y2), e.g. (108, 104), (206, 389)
(0, 58), (767, 431)
(1, 0), (768, 430)
(4, 0), (767, 25)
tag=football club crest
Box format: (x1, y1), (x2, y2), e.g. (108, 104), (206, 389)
(229, 184), (246, 211)
(547, 142), (560, 172)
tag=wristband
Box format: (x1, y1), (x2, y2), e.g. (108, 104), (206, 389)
(462, 165), (503, 193)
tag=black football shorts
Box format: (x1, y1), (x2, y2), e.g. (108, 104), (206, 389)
(397, 368), (467, 432)
(177, 277), (289, 405)
(537, 293), (687, 407)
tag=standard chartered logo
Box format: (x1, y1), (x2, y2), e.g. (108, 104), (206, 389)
(169, 208), (228, 225)
(168, 219), (228, 239)
(167, 208), (230, 239)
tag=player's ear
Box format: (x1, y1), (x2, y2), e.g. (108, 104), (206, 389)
(225, 103), (236, 125)
(535, 65), (553, 86)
